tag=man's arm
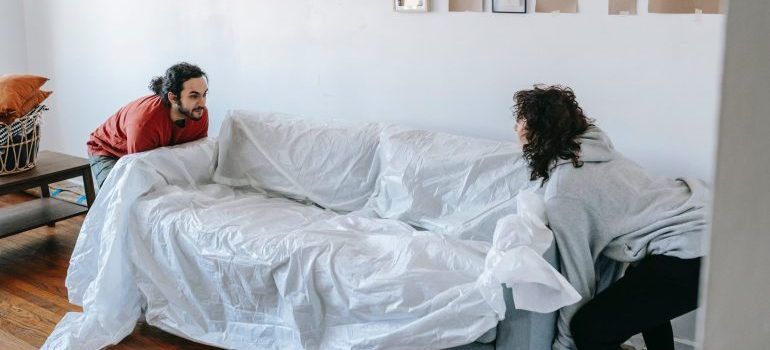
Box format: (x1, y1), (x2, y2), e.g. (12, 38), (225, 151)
(546, 196), (601, 350)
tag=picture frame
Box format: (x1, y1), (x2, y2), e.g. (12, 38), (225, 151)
(394, 0), (430, 12)
(492, 0), (527, 13)
(449, 0), (483, 12)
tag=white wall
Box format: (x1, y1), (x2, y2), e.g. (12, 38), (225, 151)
(20, 1), (724, 346)
(0, 0), (28, 74)
(23, 0), (724, 182)
(700, 0), (770, 349)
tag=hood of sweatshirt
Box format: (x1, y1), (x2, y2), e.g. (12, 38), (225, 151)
(553, 126), (615, 168)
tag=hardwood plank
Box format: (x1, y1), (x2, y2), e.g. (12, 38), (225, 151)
(0, 313), (51, 348)
(0, 230), (78, 299)
(0, 288), (61, 328)
(0, 326), (36, 350)
(0, 224), (79, 263)
(0, 270), (81, 315)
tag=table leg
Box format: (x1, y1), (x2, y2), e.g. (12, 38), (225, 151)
(40, 184), (55, 227)
(83, 167), (96, 208)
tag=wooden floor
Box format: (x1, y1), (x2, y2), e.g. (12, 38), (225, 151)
(0, 192), (219, 349)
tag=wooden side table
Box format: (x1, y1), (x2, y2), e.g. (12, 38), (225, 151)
(0, 151), (96, 238)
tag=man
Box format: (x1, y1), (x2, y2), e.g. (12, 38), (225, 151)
(86, 62), (209, 187)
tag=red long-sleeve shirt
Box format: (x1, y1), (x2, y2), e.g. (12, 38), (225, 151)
(87, 95), (208, 158)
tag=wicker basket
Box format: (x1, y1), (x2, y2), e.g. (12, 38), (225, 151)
(0, 105), (45, 175)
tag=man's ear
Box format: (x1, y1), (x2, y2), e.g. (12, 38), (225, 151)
(167, 92), (178, 105)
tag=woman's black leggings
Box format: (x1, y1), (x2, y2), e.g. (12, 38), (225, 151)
(570, 255), (702, 350)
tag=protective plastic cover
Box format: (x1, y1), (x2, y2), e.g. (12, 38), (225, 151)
(43, 137), (578, 349)
(212, 110), (383, 212)
(365, 126), (536, 242)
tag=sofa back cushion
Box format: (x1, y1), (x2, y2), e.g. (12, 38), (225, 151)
(213, 110), (383, 212)
(364, 126), (536, 242)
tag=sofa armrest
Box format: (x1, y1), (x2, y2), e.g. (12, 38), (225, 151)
(65, 137), (217, 306)
(495, 242), (560, 350)
(126, 137), (218, 188)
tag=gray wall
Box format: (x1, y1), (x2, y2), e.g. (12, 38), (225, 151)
(0, 0), (27, 73)
(699, 0), (770, 348)
(23, 0), (724, 188)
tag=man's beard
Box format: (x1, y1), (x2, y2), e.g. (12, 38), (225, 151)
(178, 104), (205, 121)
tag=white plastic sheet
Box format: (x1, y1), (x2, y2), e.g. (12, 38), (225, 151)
(43, 131), (578, 350)
(365, 126), (537, 242)
(477, 191), (580, 314)
(45, 138), (219, 350)
(213, 110), (383, 212)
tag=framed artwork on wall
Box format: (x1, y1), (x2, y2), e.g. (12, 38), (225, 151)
(449, 0), (483, 12)
(535, 0), (578, 13)
(492, 0), (527, 13)
(394, 0), (430, 12)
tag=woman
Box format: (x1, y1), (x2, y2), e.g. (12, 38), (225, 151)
(512, 85), (709, 350)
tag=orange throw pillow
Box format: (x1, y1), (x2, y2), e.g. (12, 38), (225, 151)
(19, 90), (52, 117)
(0, 74), (49, 118)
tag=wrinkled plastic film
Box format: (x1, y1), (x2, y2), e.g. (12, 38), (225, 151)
(45, 139), (218, 350)
(43, 117), (579, 349)
(364, 126), (539, 242)
(213, 111), (383, 212)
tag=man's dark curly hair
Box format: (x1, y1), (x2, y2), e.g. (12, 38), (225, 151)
(513, 85), (591, 183)
(149, 62), (207, 107)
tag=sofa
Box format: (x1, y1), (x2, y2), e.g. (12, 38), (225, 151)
(43, 111), (578, 350)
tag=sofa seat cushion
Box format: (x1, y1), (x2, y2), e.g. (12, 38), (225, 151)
(125, 184), (506, 349)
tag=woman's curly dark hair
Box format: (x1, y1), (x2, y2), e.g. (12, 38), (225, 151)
(513, 85), (591, 183)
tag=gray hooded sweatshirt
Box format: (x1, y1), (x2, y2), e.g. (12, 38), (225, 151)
(544, 127), (710, 350)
